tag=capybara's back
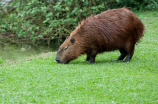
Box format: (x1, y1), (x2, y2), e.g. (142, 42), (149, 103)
(95, 7), (144, 42)
(55, 7), (144, 64)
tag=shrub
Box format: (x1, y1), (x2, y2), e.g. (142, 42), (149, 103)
(0, 0), (157, 45)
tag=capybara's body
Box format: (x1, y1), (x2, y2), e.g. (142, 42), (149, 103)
(55, 7), (144, 64)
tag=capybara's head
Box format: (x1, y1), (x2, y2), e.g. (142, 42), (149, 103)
(55, 35), (84, 64)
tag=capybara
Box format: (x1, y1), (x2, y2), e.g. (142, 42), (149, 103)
(55, 7), (144, 64)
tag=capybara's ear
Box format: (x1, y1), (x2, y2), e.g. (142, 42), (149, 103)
(70, 38), (75, 44)
(66, 36), (69, 39)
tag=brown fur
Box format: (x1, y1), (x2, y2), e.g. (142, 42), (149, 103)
(55, 7), (145, 64)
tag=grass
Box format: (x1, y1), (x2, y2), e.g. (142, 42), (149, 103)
(0, 10), (158, 103)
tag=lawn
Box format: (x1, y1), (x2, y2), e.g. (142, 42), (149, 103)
(0, 10), (158, 103)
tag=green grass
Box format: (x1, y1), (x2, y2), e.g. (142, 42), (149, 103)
(1, 11), (158, 103)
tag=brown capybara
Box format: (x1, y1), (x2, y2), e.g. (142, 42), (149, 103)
(55, 7), (144, 64)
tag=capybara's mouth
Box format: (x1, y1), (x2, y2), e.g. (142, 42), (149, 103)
(64, 60), (70, 64)
(56, 59), (61, 63)
(56, 59), (70, 64)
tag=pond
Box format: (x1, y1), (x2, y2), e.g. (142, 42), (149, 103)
(0, 43), (59, 61)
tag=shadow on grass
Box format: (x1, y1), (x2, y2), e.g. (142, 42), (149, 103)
(68, 59), (126, 65)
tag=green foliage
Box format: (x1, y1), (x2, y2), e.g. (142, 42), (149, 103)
(0, 0), (106, 42)
(0, 57), (3, 64)
(0, 0), (157, 43)
(113, 0), (158, 10)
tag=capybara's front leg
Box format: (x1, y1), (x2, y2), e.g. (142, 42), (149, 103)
(89, 55), (96, 63)
(89, 50), (97, 63)
(85, 54), (90, 61)
(85, 56), (90, 61)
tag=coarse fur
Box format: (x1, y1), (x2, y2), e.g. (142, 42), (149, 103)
(55, 7), (145, 64)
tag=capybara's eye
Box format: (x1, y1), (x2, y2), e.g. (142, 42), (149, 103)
(64, 46), (69, 50)
(70, 38), (75, 44)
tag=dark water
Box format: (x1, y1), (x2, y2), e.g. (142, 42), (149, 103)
(0, 44), (59, 61)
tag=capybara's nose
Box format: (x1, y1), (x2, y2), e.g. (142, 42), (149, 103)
(56, 59), (61, 63)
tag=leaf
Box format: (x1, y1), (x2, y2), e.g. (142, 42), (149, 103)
(55, 13), (60, 17)
(46, 12), (53, 17)
(65, 7), (69, 11)
(51, 36), (55, 39)
(91, 6), (97, 9)
(43, 19), (50, 23)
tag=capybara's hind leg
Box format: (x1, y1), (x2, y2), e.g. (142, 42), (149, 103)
(123, 43), (135, 62)
(117, 49), (127, 61)
(123, 51), (134, 62)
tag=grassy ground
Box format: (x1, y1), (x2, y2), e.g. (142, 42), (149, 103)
(1, 11), (158, 103)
